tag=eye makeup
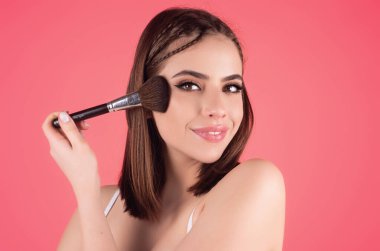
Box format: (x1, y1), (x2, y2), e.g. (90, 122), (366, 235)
(174, 80), (243, 93)
(223, 84), (243, 93)
(175, 80), (201, 91)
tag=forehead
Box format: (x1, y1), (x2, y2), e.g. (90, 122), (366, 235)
(158, 34), (242, 79)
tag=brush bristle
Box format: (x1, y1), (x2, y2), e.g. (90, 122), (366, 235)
(139, 76), (171, 112)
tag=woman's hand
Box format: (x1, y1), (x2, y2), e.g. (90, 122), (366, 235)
(42, 112), (100, 195)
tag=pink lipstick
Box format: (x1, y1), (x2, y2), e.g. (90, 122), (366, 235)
(191, 125), (228, 143)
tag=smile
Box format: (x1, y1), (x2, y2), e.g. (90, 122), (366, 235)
(191, 126), (228, 143)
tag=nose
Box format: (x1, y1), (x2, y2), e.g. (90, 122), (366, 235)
(201, 91), (227, 119)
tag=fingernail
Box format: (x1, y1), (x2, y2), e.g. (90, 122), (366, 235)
(59, 112), (70, 123)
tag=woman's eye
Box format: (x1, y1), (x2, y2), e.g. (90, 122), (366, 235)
(224, 84), (243, 93)
(174, 81), (200, 91)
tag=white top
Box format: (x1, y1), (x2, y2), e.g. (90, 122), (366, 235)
(104, 189), (195, 233)
(186, 207), (196, 233)
(103, 189), (120, 216)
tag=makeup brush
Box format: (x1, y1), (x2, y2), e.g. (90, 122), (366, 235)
(52, 75), (170, 129)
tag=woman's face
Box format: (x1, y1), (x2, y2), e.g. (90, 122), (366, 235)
(152, 34), (244, 164)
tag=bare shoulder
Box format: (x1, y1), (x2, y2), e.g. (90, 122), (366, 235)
(210, 157), (285, 211)
(204, 158), (285, 204)
(227, 158), (285, 193)
(234, 158), (283, 180)
(174, 159), (286, 251)
(57, 184), (119, 251)
(100, 184), (119, 206)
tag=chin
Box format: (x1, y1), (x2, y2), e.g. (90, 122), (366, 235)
(195, 144), (232, 163)
(196, 152), (224, 164)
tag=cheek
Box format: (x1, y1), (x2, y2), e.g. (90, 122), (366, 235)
(229, 96), (244, 126)
(236, 103), (244, 124)
(152, 94), (196, 141)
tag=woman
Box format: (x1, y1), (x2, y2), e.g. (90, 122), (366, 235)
(42, 7), (286, 251)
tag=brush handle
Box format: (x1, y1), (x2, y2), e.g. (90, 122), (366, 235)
(52, 103), (109, 129)
(51, 92), (142, 129)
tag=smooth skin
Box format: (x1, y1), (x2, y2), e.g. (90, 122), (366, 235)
(42, 34), (286, 251)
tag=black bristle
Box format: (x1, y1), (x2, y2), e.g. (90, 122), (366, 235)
(139, 76), (171, 112)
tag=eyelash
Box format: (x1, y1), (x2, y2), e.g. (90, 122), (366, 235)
(174, 80), (243, 93)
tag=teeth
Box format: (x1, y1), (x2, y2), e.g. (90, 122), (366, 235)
(208, 131), (222, 135)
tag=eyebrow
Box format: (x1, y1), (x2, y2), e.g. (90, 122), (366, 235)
(171, 70), (243, 82)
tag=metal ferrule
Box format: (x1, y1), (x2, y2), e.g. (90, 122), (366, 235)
(107, 92), (142, 112)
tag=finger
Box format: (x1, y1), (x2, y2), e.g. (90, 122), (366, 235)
(57, 112), (86, 149)
(42, 112), (71, 147)
(77, 120), (90, 130)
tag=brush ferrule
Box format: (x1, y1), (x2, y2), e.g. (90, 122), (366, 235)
(107, 92), (142, 112)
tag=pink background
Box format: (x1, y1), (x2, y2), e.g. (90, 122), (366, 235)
(1, 0), (378, 250)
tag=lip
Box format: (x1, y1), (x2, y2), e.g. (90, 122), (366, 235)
(191, 125), (229, 143)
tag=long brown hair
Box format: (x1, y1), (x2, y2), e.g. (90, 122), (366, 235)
(118, 7), (254, 221)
